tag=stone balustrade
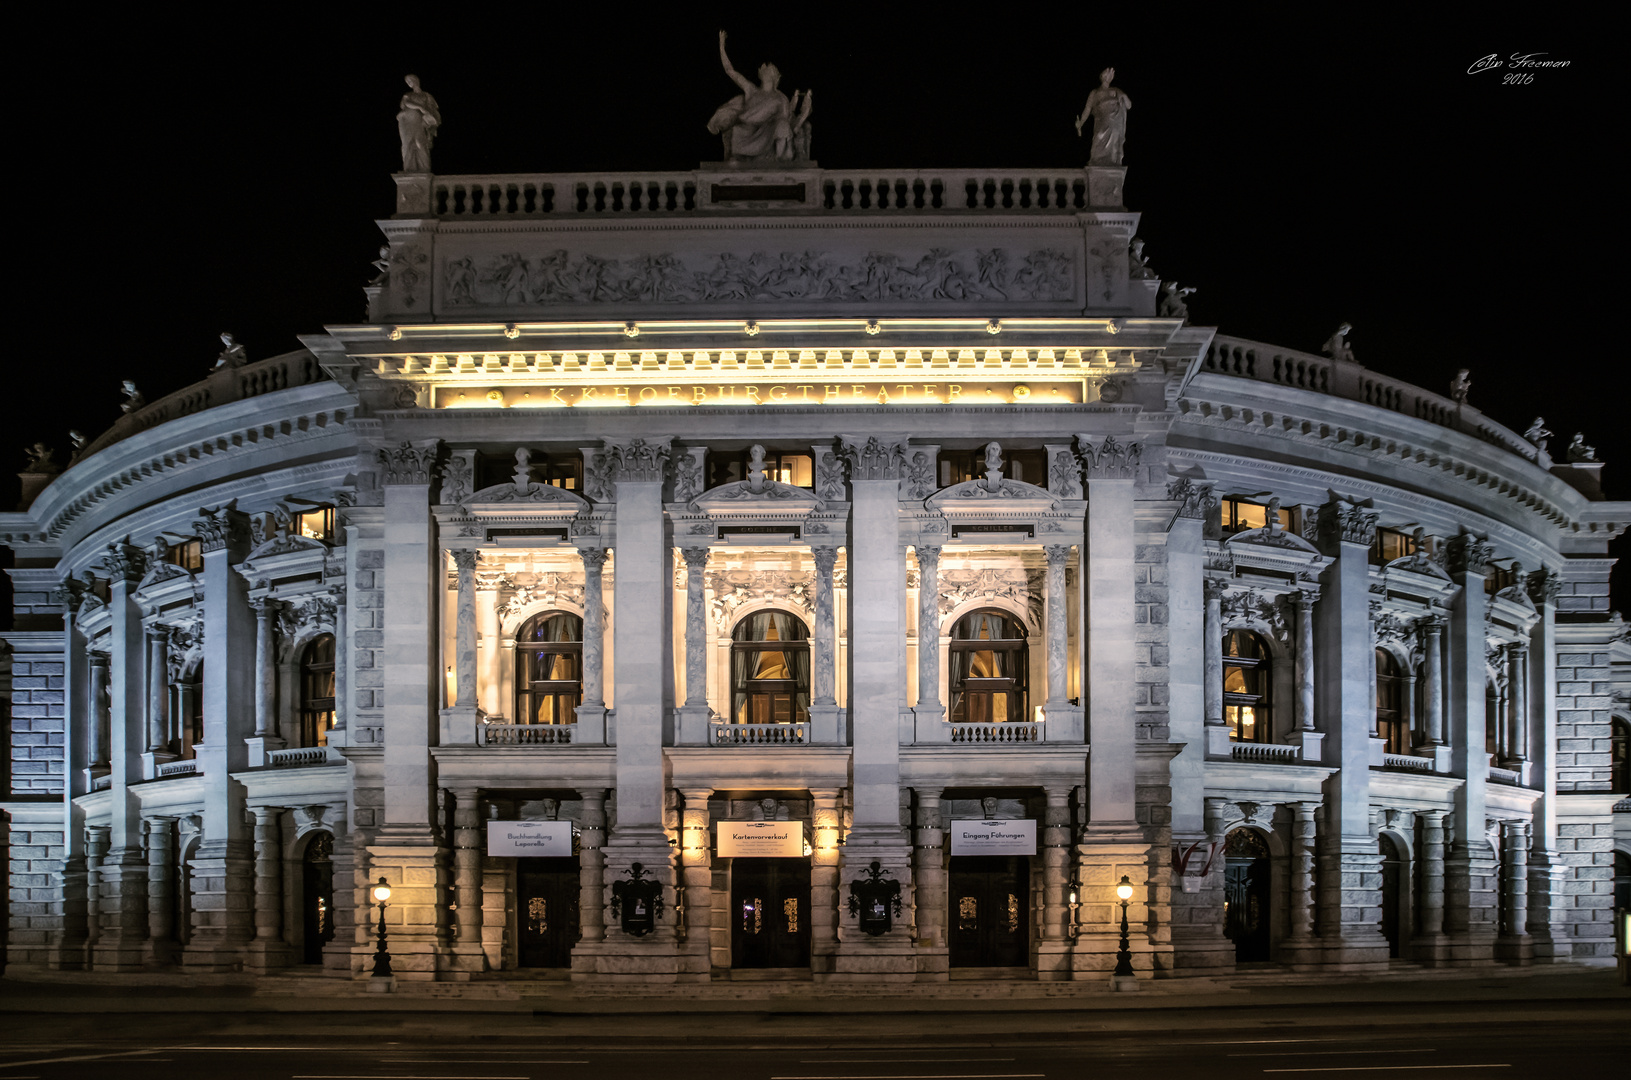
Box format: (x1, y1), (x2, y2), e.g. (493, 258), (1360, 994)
(1229, 741), (1298, 763)
(267, 746), (331, 768)
(477, 721), (576, 746)
(949, 721), (1040, 744)
(1487, 763), (1521, 785)
(709, 721), (809, 746)
(1201, 335), (1541, 466)
(156, 759), (199, 778)
(1383, 752), (1435, 772)
(425, 169), (1091, 220)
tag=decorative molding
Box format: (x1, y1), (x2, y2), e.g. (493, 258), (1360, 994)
(1526, 567), (1563, 606)
(901, 448), (938, 500)
(500, 572), (587, 624)
(673, 448), (707, 504)
(813, 446), (848, 501)
(603, 436), (672, 485)
(706, 569), (813, 632)
(438, 451), (475, 505)
(1444, 532), (1495, 577)
(1221, 586), (1289, 645)
(439, 247), (1075, 308)
(1317, 496), (1378, 548)
(936, 566), (1044, 630)
(194, 500), (251, 554)
(98, 538), (148, 584)
(1166, 476), (1218, 521)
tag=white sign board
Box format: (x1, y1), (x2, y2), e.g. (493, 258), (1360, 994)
(487, 820), (573, 858)
(950, 819), (1037, 856)
(717, 820), (805, 858)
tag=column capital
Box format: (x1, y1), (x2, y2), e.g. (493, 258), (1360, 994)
(1316, 494), (1378, 549)
(450, 549), (479, 573)
(812, 546), (838, 573)
(1294, 588), (1316, 612)
(602, 436), (672, 484)
(1166, 476), (1218, 520)
(1443, 531), (1495, 577)
(1044, 543), (1072, 566)
(377, 439), (442, 486)
(1203, 577), (1226, 602)
(1076, 434), (1142, 480)
(194, 500), (253, 554)
(53, 575), (87, 612)
(99, 539), (148, 583)
(679, 546), (710, 570)
(1526, 567), (1563, 606)
(579, 546), (609, 571)
(837, 434), (909, 480)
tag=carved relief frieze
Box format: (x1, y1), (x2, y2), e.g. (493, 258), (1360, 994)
(378, 440), (441, 486)
(1317, 496), (1379, 548)
(706, 569), (813, 632)
(499, 572), (588, 623)
(1444, 532), (1495, 577)
(439, 247), (1076, 308)
(936, 567), (1044, 630)
(1220, 586), (1289, 645)
(813, 446), (848, 501)
(1077, 434), (1142, 479)
(838, 435), (908, 481)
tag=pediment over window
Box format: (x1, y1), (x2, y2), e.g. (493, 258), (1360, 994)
(690, 479), (823, 513)
(462, 480), (590, 512)
(240, 534), (333, 582)
(926, 477), (1060, 513)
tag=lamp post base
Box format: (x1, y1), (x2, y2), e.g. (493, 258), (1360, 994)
(1109, 974), (1140, 992)
(368, 975), (397, 993)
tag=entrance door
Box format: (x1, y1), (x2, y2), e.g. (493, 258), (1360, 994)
(1223, 828), (1271, 963)
(301, 832), (336, 964)
(1379, 833), (1404, 958)
(517, 856), (581, 968)
(731, 857), (811, 968)
(948, 855), (1030, 967)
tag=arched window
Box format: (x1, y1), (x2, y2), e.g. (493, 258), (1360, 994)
(731, 610), (810, 725)
(515, 612), (583, 725)
(299, 635), (336, 747)
(179, 662), (203, 760)
(1612, 718), (1629, 794)
(1376, 649), (1406, 755)
(1223, 630), (1271, 743)
(1485, 682), (1500, 756)
(948, 609), (1028, 726)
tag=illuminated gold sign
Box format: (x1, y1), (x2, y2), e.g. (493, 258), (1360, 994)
(435, 381), (1080, 408)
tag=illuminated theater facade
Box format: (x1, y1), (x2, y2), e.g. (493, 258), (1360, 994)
(4, 150), (1629, 985)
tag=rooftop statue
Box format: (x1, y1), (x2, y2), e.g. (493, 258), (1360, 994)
(1449, 368), (1471, 406)
(68, 430), (86, 455)
(120, 380), (145, 414)
(23, 442), (56, 472)
(1322, 323), (1355, 363)
(707, 30), (813, 163)
(396, 74), (441, 173)
(1075, 67), (1131, 166)
(1158, 281), (1195, 320)
(214, 332), (248, 369)
(1567, 433), (1598, 463)
(1523, 417), (1553, 454)
(369, 245), (391, 286)
(1128, 237), (1155, 280)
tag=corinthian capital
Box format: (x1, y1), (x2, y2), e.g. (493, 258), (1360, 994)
(1443, 531), (1494, 577)
(99, 537), (148, 583)
(1077, 434), (1142, 480)
(603, 436), (672, 484)
(1526, 566), (1563, 606)
(378, 440), (442, 486)
(194, 500), (251, 554)
(837, 435), (909, 481)
(1316, 495), (1378, 549)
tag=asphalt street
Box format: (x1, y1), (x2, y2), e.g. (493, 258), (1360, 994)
(1, 997), (1626, 1079)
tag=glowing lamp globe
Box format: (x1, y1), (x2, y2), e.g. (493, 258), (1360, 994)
(372, 878), (392, 904)
(1115, 876), (1133, 902)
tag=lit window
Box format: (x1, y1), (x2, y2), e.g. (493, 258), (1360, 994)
(299, 635), (336, 747)
(168, 539), (203, 573)
(1375, 649), (1407, 754)
(731, 611), (810, 724)
(1222, 630), (1270, 743)
(1219, 497), (1294, 535)
(949, 610), (1028, 725)
(515, 612), (583, 724)
(1371, 527), (1427, 566)
(298, 507), (335, 542)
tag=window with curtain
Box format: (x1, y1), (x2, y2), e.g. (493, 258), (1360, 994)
(1375, 648), (1406, 755)
(515, 612), (584, 725)
(948, 609), (1028, 725)
(731, 610), (810, 725)
(299, 635), (336, 747)
(1222, 630), (1271, 743)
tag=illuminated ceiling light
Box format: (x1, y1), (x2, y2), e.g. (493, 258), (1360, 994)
(623, 322), (640, 338)
(865, 319), (881, 336)
(504, 323), (520, 340)
(1106, 318), (1123, 335)
(743, 320), (760, 336)
(386, 326), (402, 341)
(986, 319), (1002, 335)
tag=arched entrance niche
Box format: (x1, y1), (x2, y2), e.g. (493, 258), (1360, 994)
(300, 831), (336, 964)
(1222, 827), (1272, 962)
(1379, 832), (1407, 958)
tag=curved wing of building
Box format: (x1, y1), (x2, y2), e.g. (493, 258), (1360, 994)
(4, 145), (1629, 983)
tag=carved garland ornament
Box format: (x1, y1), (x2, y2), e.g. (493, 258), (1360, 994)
(1221, 587), (1289, 645)
(937, 567), (1044, 630)
(705, 569), (813, 633)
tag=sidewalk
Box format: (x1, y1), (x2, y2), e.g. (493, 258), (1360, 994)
(1, 960), (1624, 1018)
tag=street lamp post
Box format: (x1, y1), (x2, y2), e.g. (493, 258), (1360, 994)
(369, 877), (395, 992)
(1111, 874), (1138, 991)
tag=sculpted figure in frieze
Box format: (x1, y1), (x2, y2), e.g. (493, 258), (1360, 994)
(708, 30), (812, 163)
(396, 74), (441, 173)
(1075, 67), (1131, 165)
(1321, 323), (1355, 363)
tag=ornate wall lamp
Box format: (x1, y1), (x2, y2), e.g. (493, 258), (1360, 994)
(1066, 876), (1083, 940)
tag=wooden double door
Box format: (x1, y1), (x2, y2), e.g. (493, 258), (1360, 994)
(731, 857), (811, 969)
(949, 855), (1030, 968)
(517, 856), (581, 968)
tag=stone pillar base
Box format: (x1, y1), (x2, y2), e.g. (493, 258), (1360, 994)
(820, 938), (919, 982)
(1109, 974), (1140, 992)
(1493, 934), (1534, 965)
(242, 940), (292, 974)
(675, 706), (712, 747)
(808, 705), (842, 746)
(139, 750), (179, 779)
(438, 706), (479, 747)
(92, 855), (149, 973)
(570, 939), (685, 982)
(43, 941), (91, 971)
(1523, 928), (1570, 962)
(363, 829), (451, 981)
(144, 937), (180, 968)
(1203, 724), (1232, 758)
(912, 705), (947, 744)
(574, 704), (608, 745)
(1041, 703), (1083, 743)
(1438, 931), (1499, 965)
(182, 842), (255, 973)
(1409, 933), (1457, 966)
(1069, 931), (1153, 980)
(1035, 940), (1075, 981)
(1287, 730), (1324, 764)
(914, 943), (949, 981)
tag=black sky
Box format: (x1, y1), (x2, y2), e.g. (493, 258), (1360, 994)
(7, 10), (1621, 603)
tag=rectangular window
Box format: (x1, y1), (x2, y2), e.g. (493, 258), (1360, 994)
(938, 448), (1045, 488)
(297, 507), (335, 542)
(1219, 497), (1295, 536)
(1370, 527), (1426, 566)
(168, 539), (203, 573)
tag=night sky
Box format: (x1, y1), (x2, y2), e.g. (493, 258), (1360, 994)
(8, 13), (1620, 603)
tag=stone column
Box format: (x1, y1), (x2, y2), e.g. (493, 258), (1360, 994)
(84, 825), (110, 955)
(576, 790), (607, 949)
(911, 789), (948, 979)
(245, 806), (288, 972)
(330, 581), (348, 738)
(1075, 437), (1147, 981)
(449, 786), (486, 974)
(833, 435), (915, 978)
(367, 440), (448, 981)
(1037, 786), (1074, 980)
(1043, 544), (1071, 714)
(475, 579), (501, 718)
(1419, 616), (1448, 769)
(1413, 809), (1448, 962)
(144, 817), (175, 965)
(1524, 568), (1566, 961)
(440, 550), (480, 746)
(911, 545), (944, 743)
(46, 581), (93, 970)
(93, 538), (150, 972)
(1286, 802), (1317, 947)
(574, 547), (609, 743)
(1503, 643), (1529, 771)
(1312, 497), (1388, 968)
(809, 788), (842, 976)
(88, 652), (110, 767)
(252, 599), (276, 738)
(1291, 590), (1321, 762)
(1444, 532), (1496, 960)
(1202, 578), (1228, 756)
(809, 547), (842, 744)
(677, 787), (714, 981)
(1495, 820), (1532, 965)
(146, 626), (170, 752)
(676, 548), (711, 746)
